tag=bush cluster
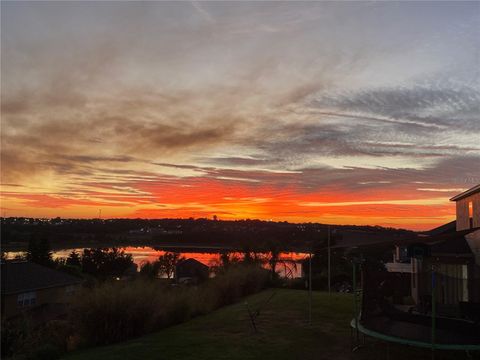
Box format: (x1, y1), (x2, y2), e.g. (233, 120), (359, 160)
(1, 319), (72, 360)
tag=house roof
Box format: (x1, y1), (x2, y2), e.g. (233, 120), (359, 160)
(341, 226), (477, 257)
(1, 261), (82, 295)
(427, 229), (476, 256)
(392, 227), (477, 258)
(329, 229), (418, 251)
(450, 183), (480, 202)
(176, 258), (209, 269)
(422, 220), (456, 236)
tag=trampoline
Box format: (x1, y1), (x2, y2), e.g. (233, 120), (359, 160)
(350, 255), (480, 352)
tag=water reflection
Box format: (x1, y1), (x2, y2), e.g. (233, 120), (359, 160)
(5, 246), (307, 278)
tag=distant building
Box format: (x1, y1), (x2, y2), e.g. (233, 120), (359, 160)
(175, 258), (209, 284)
(1, 261), (82, 321)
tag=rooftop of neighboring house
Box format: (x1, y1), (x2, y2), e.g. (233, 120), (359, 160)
(421, 220), (456, 237)
(342, 224), (479, 258)
(423, 228), (479, 257)
(450, 183), (480, 202)
(1, 261), (82, 295)
(176, 258), (209, 269)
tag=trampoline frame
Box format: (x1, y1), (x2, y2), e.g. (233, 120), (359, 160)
(351, 259), (480, 353)
(350, 318), (480, 351)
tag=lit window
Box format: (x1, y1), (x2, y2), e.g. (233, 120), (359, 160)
(17, 292), (37, 307)
(469, 201), (473, 228)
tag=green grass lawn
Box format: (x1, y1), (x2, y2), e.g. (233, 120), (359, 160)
(64, 289), (474, 360)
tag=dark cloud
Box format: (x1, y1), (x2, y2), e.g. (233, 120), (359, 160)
(200, 157), (275, 167)
(311, 83), (480, 131)
(61, 155), (137, 163)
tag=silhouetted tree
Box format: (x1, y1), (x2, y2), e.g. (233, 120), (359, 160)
(220, 252), (231, 269)
(26, 236), (53, 267)
(220, 252), (240, 269)
(157, 252), (184, 279)
(81, 248), (133, 279)
(139, 261), (161, 279)
(210, 251), (240, 274)
(267, 242), (280, 280)
(66, 250), (81, 267)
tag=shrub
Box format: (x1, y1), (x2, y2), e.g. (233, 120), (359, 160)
(1, 319), (70, 360)
(1, 320), (27, 358)
(71, 280), (167, 345)
(28, 343), (63, 360)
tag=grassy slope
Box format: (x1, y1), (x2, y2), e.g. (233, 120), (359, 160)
(64, 289), (470, 360)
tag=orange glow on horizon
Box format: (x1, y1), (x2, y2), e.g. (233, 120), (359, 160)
(0, 175), (459, 231)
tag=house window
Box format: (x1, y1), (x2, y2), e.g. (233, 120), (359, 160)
(469, 201), (473, 228)
(17, 292), (37, 307)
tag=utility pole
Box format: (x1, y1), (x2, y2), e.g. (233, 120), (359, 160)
(98, 209), (102, 219)
(308, 250), (312, 325)
(328, 225), (331, 296)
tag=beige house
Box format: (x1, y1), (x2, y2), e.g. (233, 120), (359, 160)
(1, 261), (82, 321)
(356, 186), (480, 348)
(386, 184), (480, 309)
(450, 184), (480, 231)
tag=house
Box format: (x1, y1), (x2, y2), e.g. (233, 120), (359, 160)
(383, 184), (480, 307)
(351, 184), (480, 349)
(1, 261), (82, 321)
(451, 184), (480, 231)
(410, 228), (480, 314)
(175, 258), (209, 284)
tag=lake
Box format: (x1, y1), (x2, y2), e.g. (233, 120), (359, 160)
(5, 246), (308, 278)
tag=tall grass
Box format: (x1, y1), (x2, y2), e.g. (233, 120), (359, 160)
(72, 264), (270, 346)
(201, 264), (269, 310)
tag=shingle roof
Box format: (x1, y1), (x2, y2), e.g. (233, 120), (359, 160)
(1, 261), (82, 295)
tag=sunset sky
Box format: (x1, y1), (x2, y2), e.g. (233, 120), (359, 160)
(1, 1), (479, 230)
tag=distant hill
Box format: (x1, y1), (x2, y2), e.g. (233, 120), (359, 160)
(1, 217), (416, 252)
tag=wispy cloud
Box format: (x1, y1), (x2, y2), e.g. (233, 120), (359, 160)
(191, 1), (215, 24)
